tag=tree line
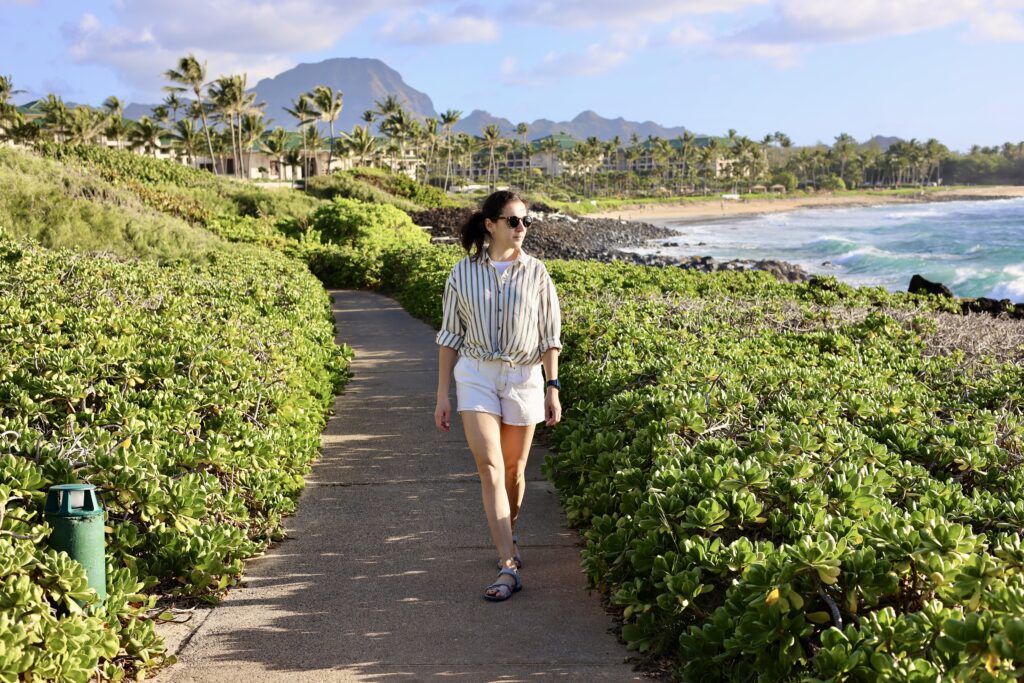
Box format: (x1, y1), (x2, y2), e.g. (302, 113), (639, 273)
(2, 61), (1023, 193)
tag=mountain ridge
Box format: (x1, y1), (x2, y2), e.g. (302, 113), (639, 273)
(94, 57), (902, 147)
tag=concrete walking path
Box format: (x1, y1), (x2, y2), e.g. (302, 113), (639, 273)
(156, 290), (641, 682)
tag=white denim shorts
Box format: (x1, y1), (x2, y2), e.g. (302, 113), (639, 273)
(454, 356), (545, 426)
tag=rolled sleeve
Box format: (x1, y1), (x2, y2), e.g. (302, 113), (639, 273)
(436, 276), (465, 350)
(538, 271), (562, 353)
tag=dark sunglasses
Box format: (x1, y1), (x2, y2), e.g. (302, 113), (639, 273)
(497, 215), (533, 229)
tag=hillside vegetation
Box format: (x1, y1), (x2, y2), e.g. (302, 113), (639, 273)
(3, 144), (1023, 681)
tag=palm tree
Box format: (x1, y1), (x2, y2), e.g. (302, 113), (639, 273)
(380, 106), (413, 173)
(303, 126), (325, 177)
(262, 126), (290, 178)
(128, 117), (163, 156)
(676, 132), (695, 192)
(310, 85), (343, 173)
(440, 109), (462, 191)
(421, 116), (440, 183)
(151, 104), (170, 128)
(361, 109), (376, 132)
(164, 54), (217, 173)
(0, 75), (23, 107)
(923, 138), (947, 184)
(538, 136), (561, 190)
(283, 148), (303, 180)
(209, 74), (260, 177)
(374, 95), (402, 120)
(66, 106), (107, 144)
(284, 95), (316, 179)
(102, 96), (123, 119)
(163, 91), (183, 124)
(456, 133), (479, 182)
(172, 118), (202, 166)
(832, 132), (857, 182)
(342, 125), (376, 167)
(105, 115), (131, 151)
(704, 137), (727, 192)
(40, 94), (69, 143)
(759, 133), (774, 172)
(515, 122), (529, 189)
(240, 111), (268, 178)
(650, 136), (672, 189)
(482, 124), (503, 190)
(0, 75), (24, 134)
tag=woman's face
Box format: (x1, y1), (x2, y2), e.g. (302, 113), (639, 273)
(486, 199), (528, 251)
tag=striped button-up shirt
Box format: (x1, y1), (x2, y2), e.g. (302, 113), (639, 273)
(436, 250), (561, 365)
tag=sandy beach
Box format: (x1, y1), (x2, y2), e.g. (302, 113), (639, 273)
(590, 186), (1024, 223)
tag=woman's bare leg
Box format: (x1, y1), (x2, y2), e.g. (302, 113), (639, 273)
(500, 423), (536, 552)
(461, 411), (518, 590)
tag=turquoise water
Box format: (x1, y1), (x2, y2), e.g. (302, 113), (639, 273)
(634, 198), (1024, 300)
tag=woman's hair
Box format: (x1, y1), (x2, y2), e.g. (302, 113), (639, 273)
(459, 190), (524, 260)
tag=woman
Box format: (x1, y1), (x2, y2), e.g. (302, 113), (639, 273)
(434, 190), (562, 602)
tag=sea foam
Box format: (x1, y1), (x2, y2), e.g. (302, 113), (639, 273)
(986, 266), (1024, 301)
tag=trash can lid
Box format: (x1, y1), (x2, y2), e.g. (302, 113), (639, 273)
(44, 484), (103, 517)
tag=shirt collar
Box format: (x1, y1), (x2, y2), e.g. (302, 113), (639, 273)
(483, 247), (531, 267)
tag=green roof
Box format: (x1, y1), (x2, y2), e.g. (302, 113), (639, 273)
(530, 133), (578, 151)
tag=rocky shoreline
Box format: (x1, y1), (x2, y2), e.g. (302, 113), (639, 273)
(409, 206), (812, 283)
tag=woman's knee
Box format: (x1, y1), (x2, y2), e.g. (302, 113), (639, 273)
(476, 457), (505, 486)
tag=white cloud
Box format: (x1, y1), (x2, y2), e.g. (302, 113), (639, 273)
(503, 0), (767, 28)
(968, 11), (1024, 41)
(668, 23), (711, 46)
(61, 0), (413, 95)
(64, 11), (297, 94)
(737, 0), (1024, 44)
(715, 41), (803, 67)
(503, 33), (646, 85)
(713, 0), (1024, 67)
(378, 8), (500, 44)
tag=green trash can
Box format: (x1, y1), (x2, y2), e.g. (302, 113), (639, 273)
(45, 484), (106, 603)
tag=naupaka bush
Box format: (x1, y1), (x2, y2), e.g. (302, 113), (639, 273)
(0, 228), (351, 680)
(375, 248), (1024, 681)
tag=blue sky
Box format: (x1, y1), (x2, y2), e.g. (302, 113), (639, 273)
(2, 0), (1023, 151)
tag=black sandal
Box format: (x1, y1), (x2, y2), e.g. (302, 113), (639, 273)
(483, 567), (522, 602)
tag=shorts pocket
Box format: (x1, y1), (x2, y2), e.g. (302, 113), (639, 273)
(519, 364), (543, 388)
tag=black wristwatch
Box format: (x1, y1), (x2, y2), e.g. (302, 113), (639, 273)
(545, 379), (561, 391)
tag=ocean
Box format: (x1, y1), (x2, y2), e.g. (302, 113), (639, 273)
(629, 197), (1024, 300)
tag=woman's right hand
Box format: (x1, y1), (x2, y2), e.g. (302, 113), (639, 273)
(434, 396), (452, 432)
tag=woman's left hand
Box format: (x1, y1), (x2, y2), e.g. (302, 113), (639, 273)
(544, 390), (561, 427)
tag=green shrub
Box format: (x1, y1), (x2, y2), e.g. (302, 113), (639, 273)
(38, 143), (323, 231)
(0, 230), (351, 679)
(369, 239), (1024, 681)
(822, 174), (847, 191)
(230, 186), (320, 224)
(0, 147), (225, 263)
(772, 171), (798, 192)
(309, 197), (417, 244)
(305, 172), (422, 212)
(301, 197), (430, 287)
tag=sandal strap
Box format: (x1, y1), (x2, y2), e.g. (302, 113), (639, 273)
(485, 582), (513, 598)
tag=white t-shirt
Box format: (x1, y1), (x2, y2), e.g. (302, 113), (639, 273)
(492, 260), (513, 277)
